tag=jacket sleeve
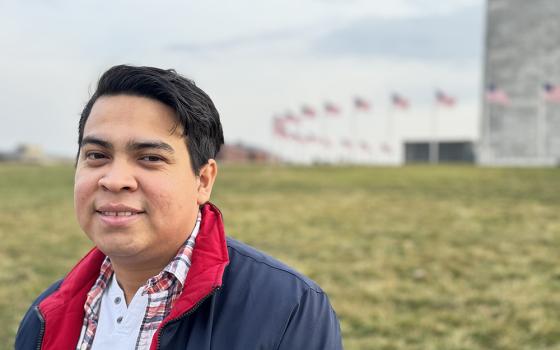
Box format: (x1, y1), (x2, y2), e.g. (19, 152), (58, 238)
(15, 305), (43, 350)
(15, 279), (63, 350)
(275, 288), (343, 350)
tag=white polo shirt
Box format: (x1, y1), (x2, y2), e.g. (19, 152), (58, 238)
(90, 274), (148, 349)
(77, 212), (202, 350)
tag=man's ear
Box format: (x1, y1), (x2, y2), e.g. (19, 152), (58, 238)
(196, 159), (218, 205)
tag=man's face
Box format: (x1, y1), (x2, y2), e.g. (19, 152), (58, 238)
(74, 95), (201, 266)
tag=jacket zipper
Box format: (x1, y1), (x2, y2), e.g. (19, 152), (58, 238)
(34, 306), (46, 350)
(156, 286), (221, 350)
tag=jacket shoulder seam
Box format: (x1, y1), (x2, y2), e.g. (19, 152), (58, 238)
(227, 243), (324, 294)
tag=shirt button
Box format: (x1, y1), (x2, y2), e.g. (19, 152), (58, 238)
(117, 316), (123, 324)
(114, 297), (121, 304)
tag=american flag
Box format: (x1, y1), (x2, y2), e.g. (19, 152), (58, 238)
(485, 84), (509, 105)
(301, 105), (316, 118)
(380, 143), (392, 154)
(359, 141), (372, 154)
(324, 102), (341, 116)
(290, 134), (304, 143)
(543, 83), (560, 102)
(435, 90), (456, 107)
(354, 96), (370, 111)
(304, 134), (318, 144)
(319, 138), (332, 147)
(341, 139), (353, 149)
(272, 117), (287, 138)
(391, 93), (409, 109)
(283, 112), (300, 123)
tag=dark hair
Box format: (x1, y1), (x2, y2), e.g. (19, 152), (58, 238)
(78, 65), (224, 174)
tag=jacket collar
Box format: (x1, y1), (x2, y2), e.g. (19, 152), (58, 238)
(37, 202), (229, 349)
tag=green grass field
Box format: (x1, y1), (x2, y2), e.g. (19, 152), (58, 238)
(1, 164), (559, 349)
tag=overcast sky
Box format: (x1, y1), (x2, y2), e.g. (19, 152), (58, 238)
(0, 0), (484, 156)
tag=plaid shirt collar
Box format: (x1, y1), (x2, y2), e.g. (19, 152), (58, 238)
(94, 210), (201, 296)
(144, 211), (201, 294)
(78, 210), (202, 349)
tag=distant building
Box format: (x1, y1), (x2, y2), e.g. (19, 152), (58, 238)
(480, 0), (560, 165)
(405, 141), (475, 163)
(216, 143), (277, 164)
(0, 144), (46, 163)
(16, 144), (45, 162)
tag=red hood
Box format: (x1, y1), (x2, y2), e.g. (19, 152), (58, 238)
(38, 202), (229, 350)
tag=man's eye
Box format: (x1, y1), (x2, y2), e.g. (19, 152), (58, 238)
(86, 152), (106, 160)
(140, 155), (164, 162)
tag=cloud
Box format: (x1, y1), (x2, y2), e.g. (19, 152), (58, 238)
(165, 27), (313, 54)
(312, 5), (483, 61)
(0, 0), (484, 155)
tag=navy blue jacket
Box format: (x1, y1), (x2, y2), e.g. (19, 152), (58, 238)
(16, 204), (343, 349)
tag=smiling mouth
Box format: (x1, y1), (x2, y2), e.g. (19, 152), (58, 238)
(95, 209), (145, 227)
(95, 210), (144, 216)
(96, 210), (145, 216)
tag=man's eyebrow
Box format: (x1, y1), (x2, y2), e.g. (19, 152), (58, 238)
(81, 136), (112, 149)
(127, 140), (175, 154)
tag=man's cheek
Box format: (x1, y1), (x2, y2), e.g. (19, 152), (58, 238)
(152, 191), (173, 213)
(74, 179), (94, 226)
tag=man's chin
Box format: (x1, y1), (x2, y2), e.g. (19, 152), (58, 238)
(95, 240), (145, 260)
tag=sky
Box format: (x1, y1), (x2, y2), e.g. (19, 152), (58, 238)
(0, 0), (485, 157)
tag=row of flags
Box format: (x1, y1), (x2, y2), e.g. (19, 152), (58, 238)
(273, 89), (456, 124)
(272, 117), (391, 154)
(272, 89), (456, 154)
(486, 83), (560, 105)
(274, 82), (560, 123)
(272, 110), (389, 152)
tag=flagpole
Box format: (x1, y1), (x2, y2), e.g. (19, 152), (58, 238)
(319, 109), (326, 164)
(354, 109), (361, 165)
(272, 118), (279, 163)
(389, 105), (394, 161)
(366, 102), (375, 165)
(429, 103), (439, 164)
(301, 113), (308, 165)
(337, 107), (346, 165)
(336, 104), (347, 165)
(488, 102), (493, 162)
(537, 86), (546, 162)
(385, 102), (393, 163)
(317, 108), (328, 165)
(272, 117), (284, 163)
(366, 108), (374, 165)
(324, 104), (334, 165)
(484, 93), (492, 163)
(349, 109), (357, 164)
(309, 115), (317, 165)
(293, 112), (304, 165)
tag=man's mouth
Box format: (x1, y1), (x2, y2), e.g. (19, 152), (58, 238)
(97, 211), (142, 217)
(95, 204), (146, 224)
(94, 206), (145, 227)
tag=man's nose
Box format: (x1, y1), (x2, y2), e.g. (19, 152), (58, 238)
(97, 160), (138, 192)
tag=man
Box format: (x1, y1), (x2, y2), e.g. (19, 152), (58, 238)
(16, 65), (343, 349)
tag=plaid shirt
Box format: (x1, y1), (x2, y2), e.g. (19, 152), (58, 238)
(77, 211), (201, 350)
